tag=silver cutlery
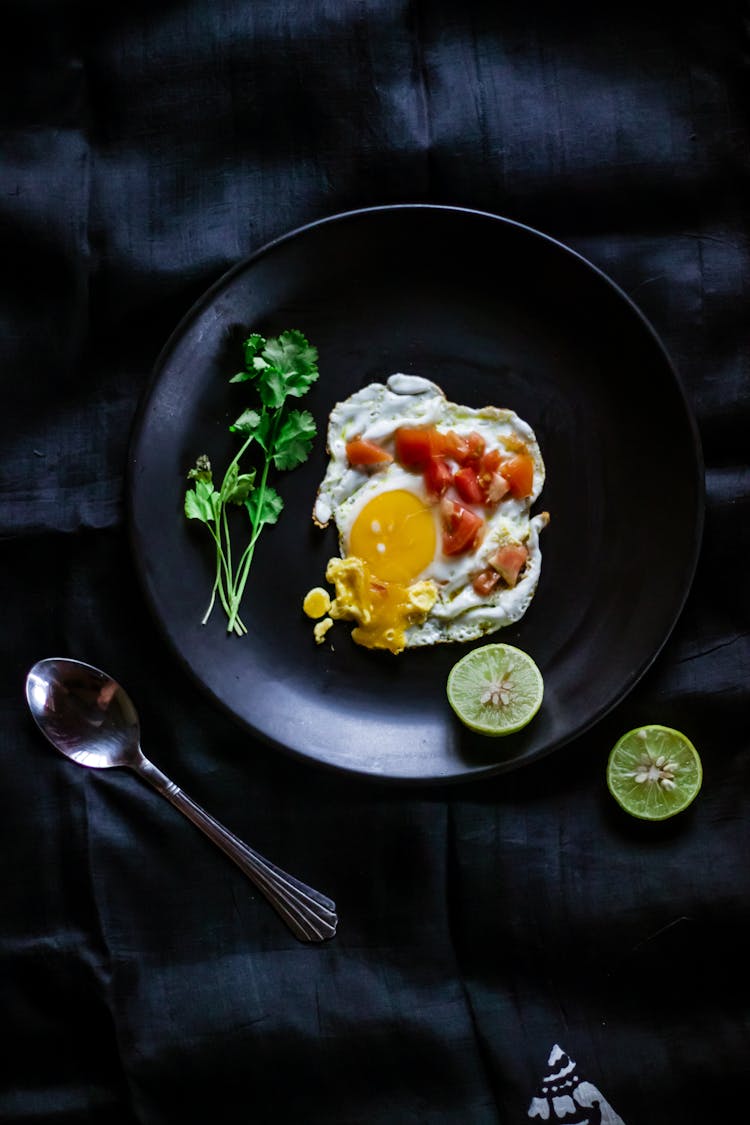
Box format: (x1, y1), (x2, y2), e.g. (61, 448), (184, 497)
(25, 657), (337, 942)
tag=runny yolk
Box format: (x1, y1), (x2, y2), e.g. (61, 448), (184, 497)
(348, 489), (436, 583)
(324, 555), (437, 655)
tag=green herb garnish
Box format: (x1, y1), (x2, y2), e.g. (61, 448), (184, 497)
(184, 329), (319, 635)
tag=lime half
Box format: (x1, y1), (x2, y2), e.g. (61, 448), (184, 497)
(607, 725), (702, 820)
(447, 643), (544, 736)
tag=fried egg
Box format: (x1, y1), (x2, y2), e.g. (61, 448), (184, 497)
(305, 374), (548, 653)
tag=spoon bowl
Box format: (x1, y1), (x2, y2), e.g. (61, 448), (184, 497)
(25, 657), (337, 942)
(27, 658), (142, 769)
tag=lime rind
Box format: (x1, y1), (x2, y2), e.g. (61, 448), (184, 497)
(607, 724), (702, 820)
(446, 643), (544, 736)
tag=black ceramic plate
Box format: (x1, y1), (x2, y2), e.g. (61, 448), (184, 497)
(128, 205), (704, 783)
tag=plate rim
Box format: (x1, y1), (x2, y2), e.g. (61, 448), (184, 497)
(126, 203), (705, 785)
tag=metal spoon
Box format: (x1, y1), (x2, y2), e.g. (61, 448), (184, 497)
(25, 657), (337, 942)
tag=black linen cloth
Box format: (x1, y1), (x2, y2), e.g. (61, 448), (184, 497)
(2, 3), (749, 1122)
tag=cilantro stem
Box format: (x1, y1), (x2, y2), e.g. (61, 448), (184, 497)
(225, 411), (281, 632)
(221, 503), (233, 601)
(225, 433), (255, 481)
(204, 521), (245, 634)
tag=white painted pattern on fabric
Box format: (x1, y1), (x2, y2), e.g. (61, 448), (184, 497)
(527, 1044), (625, 1124)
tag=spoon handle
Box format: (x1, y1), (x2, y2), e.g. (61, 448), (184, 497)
(134, 756), (337, 942)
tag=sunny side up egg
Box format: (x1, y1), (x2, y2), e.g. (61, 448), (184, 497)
(305, 374), (549, 654)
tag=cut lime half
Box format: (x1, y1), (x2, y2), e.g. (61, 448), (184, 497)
(607, 725), (702, 820)
(446, 643), (544, 736)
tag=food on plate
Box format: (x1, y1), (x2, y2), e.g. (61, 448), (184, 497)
(446, 643), (544, 735)
(304, 374), (549, 653)
(302, 587), (332, 618)
(185, 330), (318, 635)
(606, 725), (703, 820)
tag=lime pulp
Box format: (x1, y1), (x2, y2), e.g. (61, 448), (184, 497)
(446, 643), (544, 736)
(607, 725), (702, 820)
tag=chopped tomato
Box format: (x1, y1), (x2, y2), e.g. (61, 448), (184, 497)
(472, 568), (501, 597)
(499, 453), (534, 498)
(479, 448), (503, 475)
(460, 431), (486, 465)
(488, 544), (529, 587)
(440, 499), (484, 556)
(394, 427), (440, 469)
(483, 471), (510, 504)
(453, 466), (484, 505)
(475, 448), (510, 504)
(396, 426), (488, 471)
(345, 437), (393, 466)
(423, 456), (452, 499)
(439, 429), (485, 466)
(434, 430), (467, 463)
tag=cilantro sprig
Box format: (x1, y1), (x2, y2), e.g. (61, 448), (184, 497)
(184, 329), (319, 635)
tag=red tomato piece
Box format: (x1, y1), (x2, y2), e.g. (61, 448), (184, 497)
(499, 453), (534, 498)
(480, 448), (503, 475)
(488, 544), (529, 587)
(453, 466), (484, 505)
(436, 430), (468, 463)
(476, 448), (510, 504)
(395, 427), (439, 468)
(440, 429), (485, 466)
(423, 457), (453, 499)
(345, 437), (393, 466)
(472, 568), (501, 597)
(460, 431), (486, 465)
(482, 470), (510, 504)
(440, 499), (484, 556)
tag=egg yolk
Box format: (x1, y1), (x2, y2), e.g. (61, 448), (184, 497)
(325, 555), (437, 655)
(348, 489), (436, 583)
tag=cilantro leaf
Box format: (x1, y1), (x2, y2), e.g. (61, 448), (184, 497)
(272, 409), (317, 471)
(230, 335), (267, 383)
(245, 485), (284, 528)
(229, 408), (262, 434)
(243, 334), (266, 366)
(187, 454), (213, 483)
(230, 407), (274, 451)
(254, 330), (320, 408)
(220, 462), (256, 505)
(263, 330), (318, 379)
(185, 477), (221, 523)
(256, 368), (289, 410)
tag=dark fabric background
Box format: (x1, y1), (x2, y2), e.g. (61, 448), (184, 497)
(2, 2), (749, 1122)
